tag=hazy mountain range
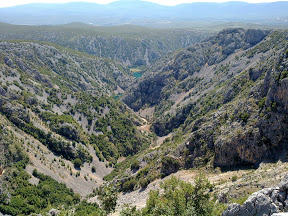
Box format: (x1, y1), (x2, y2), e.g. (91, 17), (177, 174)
(0, 0), (288, 26)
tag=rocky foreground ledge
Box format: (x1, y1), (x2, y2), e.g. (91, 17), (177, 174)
(223, 175), (288, 216)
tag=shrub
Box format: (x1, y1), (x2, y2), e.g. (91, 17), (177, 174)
(161, 156), (180, 176)
(65, 195), (73, 204)
(142, 175), (213, 216)
(32, 169), (38, 176)
(73, 193), (81, 203)
(91, 166), (96, 173)
(231, 175), (237, 182)
(240, 112), (250, 123)
(42, 184), (51, 194)
(123, 179), (137, 192)
(139, 178), (148, 189)
(73, 158), (82, 168)
(258, 97), (266, 109)
(98, 185), (118, 214)
(120, 205), (141, 216)
(74, 201), (101, 216)
(130, 160), (140, 171)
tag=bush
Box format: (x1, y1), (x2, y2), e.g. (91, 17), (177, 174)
(240, 112), (250, 123)
(32, 169), (38, 176)
(139, 178), (148, 189)
(98, 185), (118, 214)
(73, 158), (82, 168)
(91, 166), (96, 173)
(65, 195), (73, 204)
(123, 179), (137, 192)
(130, 160), (140, 171)
(74, 201), (101, 216)
(120, 205), (141, 216)
(42, 184), (51, 194)
(258, 97), (266, 109)
(73, 193), (81, 203)
(142, 175), (213, 216)
(232, 175), (237, 182)
(161, 156), (180, 176)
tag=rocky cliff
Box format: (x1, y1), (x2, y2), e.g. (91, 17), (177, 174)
(113, 29), (288, 183)
(223, 175), (288, 215)
(122, 28), (269, 112)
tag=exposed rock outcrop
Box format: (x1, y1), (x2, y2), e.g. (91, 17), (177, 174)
(222, 175), (288, 216)
(122, 28), (270, 113)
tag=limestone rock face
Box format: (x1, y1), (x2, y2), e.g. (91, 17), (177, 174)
(222, 175), (288, 216)
(214, 64), (288, 167)
(122, 28), (270, 114)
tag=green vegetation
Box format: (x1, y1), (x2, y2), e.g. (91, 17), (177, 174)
(91, 166), (96, 173)
(74, 201), (102, 216)
(0, 40), (151, 167)
(40, 112), (81, 141)
(122, 179), (137, 192)
(130, 160), (140, 170)
(0, 138), (82, 215)
(239, 112), (250, 123)
(73, 158), (82, 168)
(1, 26), (288, 216)
(231, 175), (238, 182)
(0, 107), (91, 162)
(97, 185), (118, 214)
(121, 175), (214, 216)
(92, 108), (149, 164)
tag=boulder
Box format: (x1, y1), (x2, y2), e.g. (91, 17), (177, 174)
(0, 86), (6, 96)
(222, 175), (288, 216)
(49, 209), (59, 216)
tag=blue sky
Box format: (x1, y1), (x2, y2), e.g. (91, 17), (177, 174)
(0, 0), (285, 7)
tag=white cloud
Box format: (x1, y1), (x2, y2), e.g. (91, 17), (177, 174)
(143, 0), (288, 4)
(0, 0), (285, 8)
(0, 0), (118, 8)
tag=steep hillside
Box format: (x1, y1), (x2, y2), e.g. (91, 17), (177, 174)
(0, 23), (210, 67)
(0, 39), (151, 170)
(123, 28), (269, 114)
(0, 39), (157, 215)
(0, 117), (107, 215)
(0, 27), (288, 215)
(113, 29), (288, 194)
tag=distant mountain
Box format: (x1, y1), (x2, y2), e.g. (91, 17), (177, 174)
(0, 1), (288, 26)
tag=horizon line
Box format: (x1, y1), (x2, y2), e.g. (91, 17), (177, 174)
(1, 0), (288, 8)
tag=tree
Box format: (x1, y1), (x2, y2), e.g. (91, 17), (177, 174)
(91, 166), (96, 173)
(98, 184), (118, 214)
(130, 160), (140, 170)
(73, 158), (82, 168)
(65, 195), (73, 204)
(120, 205), (141, 216)
(141, 175), (213, 216)
(73, 193), (81, 203)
